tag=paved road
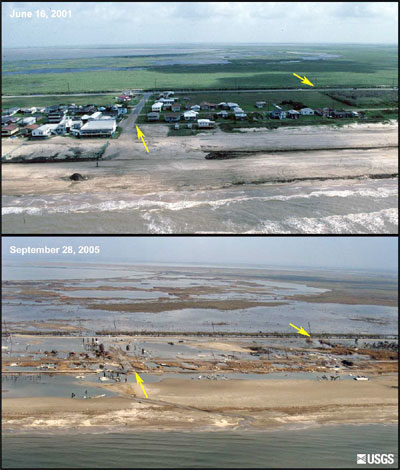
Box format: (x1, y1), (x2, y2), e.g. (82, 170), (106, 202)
(3, 87), (397, 99)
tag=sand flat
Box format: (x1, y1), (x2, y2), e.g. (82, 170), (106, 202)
(3, 376), (397, 431)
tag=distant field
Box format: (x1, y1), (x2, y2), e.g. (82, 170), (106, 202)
(2, 44), (398, 95)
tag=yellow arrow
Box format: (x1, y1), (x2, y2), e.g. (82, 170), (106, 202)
(292, 73), (314, 87)
(289, 323), (310, 337)
(136, 126), (149, 153)
(135, 371), (148, 398)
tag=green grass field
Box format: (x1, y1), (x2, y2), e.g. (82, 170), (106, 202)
(2, 45), (398, 95)
(2, 94), (140, 110)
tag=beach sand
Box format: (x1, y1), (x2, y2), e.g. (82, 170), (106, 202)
(3, 375), (397, 431)
(2, 122), (398, 197)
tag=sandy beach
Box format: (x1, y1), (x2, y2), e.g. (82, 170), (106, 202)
(3, 375), (397, 431)
(2, 122), (398, 197)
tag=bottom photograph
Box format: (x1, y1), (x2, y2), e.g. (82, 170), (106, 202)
(1, 236), (398, 469)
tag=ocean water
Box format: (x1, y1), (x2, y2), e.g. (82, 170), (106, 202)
(2, 178), (398, 234)
(2, 425), (398, 468)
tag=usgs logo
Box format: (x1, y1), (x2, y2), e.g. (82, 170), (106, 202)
(357, 454), (395, 465)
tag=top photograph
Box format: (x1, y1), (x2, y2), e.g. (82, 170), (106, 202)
(1, 1), (398, 234)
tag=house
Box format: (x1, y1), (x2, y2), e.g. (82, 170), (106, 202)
(47, 109), (67, 123)
(75, 105), (96, 116)
(152, 102), (163, 112)
(3, 107), (20, 116)
(197, 119), (215, 128)
(1, 124), (19, 137)
(20, 116), (37, 126)
(20, 107), (37, 114)
(88, 111), (103, 121)
(234, 110), (247, 120)
(269, 110), (286, 119)
(287, 110), (300, 119)
(67, 119), (83, 130)
(147, 112), (160, 121)
(174, 123), (180, 130)
(78, 119), (117, 137)
(20, 124), (39, 136)
(315, 108), (328, 117)
(171, 103), (181, 112)
(216, 110), (228, 118)
(116, 95), (131, 103)
(190, 104), (200, 112)
(232, 106), (244, 113)
(300, 107), (314, 116)
(183, 110), (198, 121)
(218, 102), (228, 109)
(31, 124), (54, 138)
(159, 98), (175, 105)
(200, 102), (216, 110)
(255, 101), (266, 108)
(331, 110), (347, 118)
(2, 116), (14, 125)
(164, 113), (181, 123)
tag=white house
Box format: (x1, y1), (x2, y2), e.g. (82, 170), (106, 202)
(31, 124), (55, 138)
(21, 116), (37, 126)
(183, 110), (198, 121)
(197, 119), (215, 128)
(21, 107), (37, 114)
(227, 102), (239, 109)
(300, 108), (314, 116)
(287, 110), (300, 119)
(159, 98), (175, 105)
(232, 106), (244, 113)
(234, 110), (247, 119)
(190, 104), (200, 112)
(79, 119), (117, 137)
(152, 102), (163, 112)
(88, 111), (103, 121)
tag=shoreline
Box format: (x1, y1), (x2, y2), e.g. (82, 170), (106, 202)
(3, 375), (397, 433)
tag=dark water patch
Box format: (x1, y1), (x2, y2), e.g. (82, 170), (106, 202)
(3, 66), (145, 75)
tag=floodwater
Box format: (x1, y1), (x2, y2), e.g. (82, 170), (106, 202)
(2, 178), (398, 234)
(2, 263), (397, 334)
(2, 425), (397, 468)
(2, 374), (116, 398)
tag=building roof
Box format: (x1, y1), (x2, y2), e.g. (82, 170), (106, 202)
(26, 124), (39, 129)
(2, 124), (18, 131)
(165, 113), (181, 118)
(81, 120), (116, 130)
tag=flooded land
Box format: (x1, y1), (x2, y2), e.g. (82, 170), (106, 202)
(2, 263), (398, 434)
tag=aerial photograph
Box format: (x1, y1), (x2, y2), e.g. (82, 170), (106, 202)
(1, 236), (398, 468)
(1, 2), (398, 234)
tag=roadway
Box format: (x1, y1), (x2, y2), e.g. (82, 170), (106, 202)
(3, 87), (398, 99)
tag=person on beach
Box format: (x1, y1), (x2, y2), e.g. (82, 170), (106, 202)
(71, 392), (75, 398)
